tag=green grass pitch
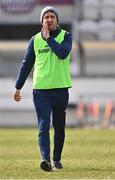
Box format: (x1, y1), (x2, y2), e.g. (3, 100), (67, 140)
(0, 128), (115, 179)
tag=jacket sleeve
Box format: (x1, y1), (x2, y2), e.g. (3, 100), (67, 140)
(15, 37), (35, 90)
(46, 32), (72, 59)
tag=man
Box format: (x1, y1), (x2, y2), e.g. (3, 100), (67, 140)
(13, 6), (72, 172)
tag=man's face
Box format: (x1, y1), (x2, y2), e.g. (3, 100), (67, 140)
(42, 11), (58, 31)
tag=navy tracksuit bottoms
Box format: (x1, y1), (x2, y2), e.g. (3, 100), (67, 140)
(33, 88), (69, 162)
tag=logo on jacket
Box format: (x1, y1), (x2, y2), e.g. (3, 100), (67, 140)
(38, 48), (51, 54)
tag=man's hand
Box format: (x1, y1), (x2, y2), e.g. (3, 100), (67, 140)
(13, 89), (22, 102)
(42, 20), (50, 40)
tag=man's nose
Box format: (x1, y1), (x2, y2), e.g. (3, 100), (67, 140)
(48, 17), (52, 22)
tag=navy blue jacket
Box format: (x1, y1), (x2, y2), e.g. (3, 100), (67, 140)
(15, 26), (72, 89)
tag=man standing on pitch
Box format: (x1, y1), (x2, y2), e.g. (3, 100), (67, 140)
(13, 6), (72, 172)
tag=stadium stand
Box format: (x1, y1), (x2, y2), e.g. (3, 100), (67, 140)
(78, 20), (98, 41)
(101, 0), (115, 20)
(98, 20), (115, 41)
(79, 0), (115, 41)
(82, 0), (100, 20)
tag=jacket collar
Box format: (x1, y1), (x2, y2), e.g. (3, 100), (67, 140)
(41, 26), (61, 40)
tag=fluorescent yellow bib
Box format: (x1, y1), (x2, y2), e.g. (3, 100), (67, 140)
(33, 29), (72, 89)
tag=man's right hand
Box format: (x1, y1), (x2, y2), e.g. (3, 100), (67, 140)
(42, 20), (50, 40)
(13, 89), (22, 102)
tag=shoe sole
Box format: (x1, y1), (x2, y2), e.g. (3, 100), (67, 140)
(53, 167), (61, 171)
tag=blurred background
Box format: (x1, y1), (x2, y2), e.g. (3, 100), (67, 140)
(0, 0), (115, 128)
